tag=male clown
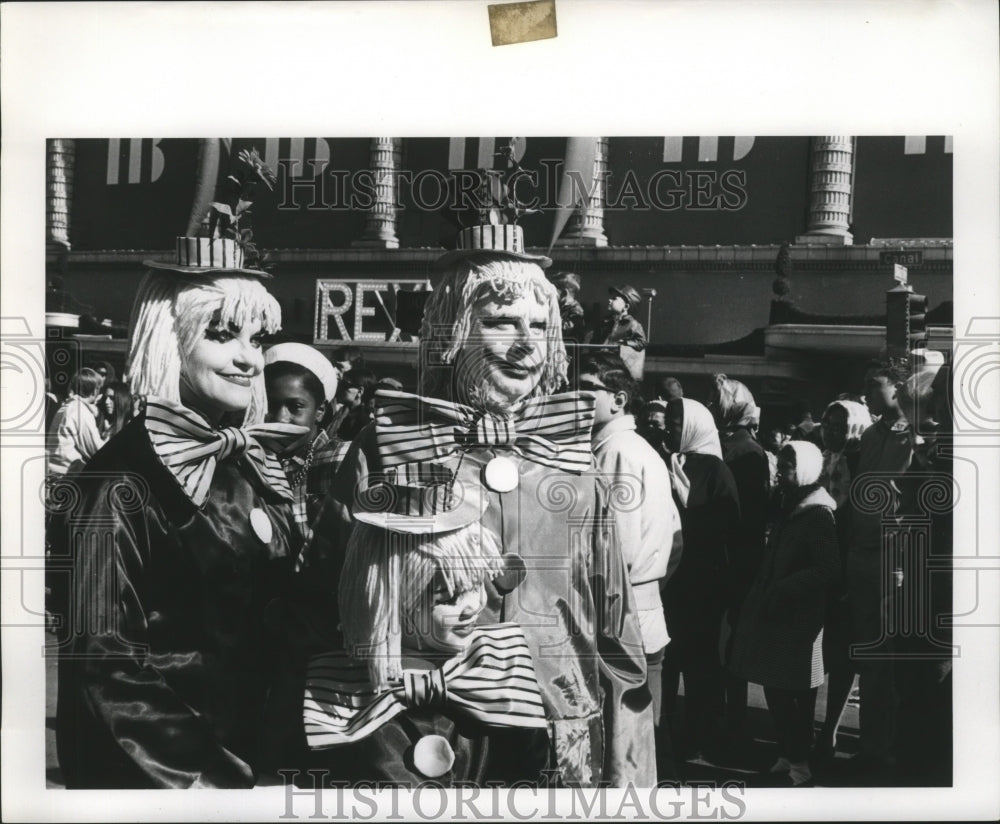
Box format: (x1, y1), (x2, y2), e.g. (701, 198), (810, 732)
(330, 224), (655, 787)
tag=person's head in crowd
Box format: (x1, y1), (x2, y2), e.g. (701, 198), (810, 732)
(763, 426), (788, 454)
(550, 271), (581, 304)
(89, 361), (116, 391)
(264, 343), (338, 442)
(69, 368), (102, 403)
(820, 400), (872, 455)
(776, 440), (824, 498)
(418, 254), (566, 413)
(709, 373), (757, 430)
(577, 352), (638, 433)
(127, 270), (281, 425)
(329, 345), (364, 379)
(607, 285), (640, 319)
(639, 400), (668, 449)
(656, 376), (684, 402)
(663, 397), (723, 458)
(100, 380), (133, 438)
(131, 393), (147, 419)
(863, 360), (909, 421)
(338, 367), (377, 411)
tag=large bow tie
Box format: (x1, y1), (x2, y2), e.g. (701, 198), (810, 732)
(373, 389), (596, 475)
(145, 398), (310, 506)
(303, 624), (548, 749)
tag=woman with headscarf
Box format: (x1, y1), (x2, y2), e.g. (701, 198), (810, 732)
(709, 375), (771, 746)
(660, 397), (741, 761)
(813, 399), (871, 765)
(729, 441), (840, 786)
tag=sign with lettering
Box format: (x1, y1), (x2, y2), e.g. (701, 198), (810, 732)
(314, 278), (432, 345)
(880, 250), (923, 268)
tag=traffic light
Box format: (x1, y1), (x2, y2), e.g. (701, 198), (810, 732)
(886, 285), (928, 360)
(907, 291), (927, 352)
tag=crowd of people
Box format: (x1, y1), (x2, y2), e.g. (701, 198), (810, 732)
(45, 229), (952, 791)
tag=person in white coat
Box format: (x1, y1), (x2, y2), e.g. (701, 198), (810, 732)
(578, 352), (684, 779)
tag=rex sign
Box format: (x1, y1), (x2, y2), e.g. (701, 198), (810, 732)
(314, 278), (432, 345)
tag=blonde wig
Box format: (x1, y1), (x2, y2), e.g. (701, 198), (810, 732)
(338, 521), (504, 690)
(418, 255), (568, 404)
(127, 270), (282, 425)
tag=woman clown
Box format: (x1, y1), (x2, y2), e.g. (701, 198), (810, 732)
(51, 240), (308, 788)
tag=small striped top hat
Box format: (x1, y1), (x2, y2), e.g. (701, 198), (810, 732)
(144, 147), (276, 279)
(353, 462), (488, 534)
(434, 155), (551, 270)
(434, 223), (552, 271)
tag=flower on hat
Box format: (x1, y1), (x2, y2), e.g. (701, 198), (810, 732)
(206, 147), (277, 270)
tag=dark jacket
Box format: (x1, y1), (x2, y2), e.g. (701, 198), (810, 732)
(589, 313), (647, 351)
(51, 417), (299, 788)
(728, 486), (840, 690)
(720, 427), (770, 610)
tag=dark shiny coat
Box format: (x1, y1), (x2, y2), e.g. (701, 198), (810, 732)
(50, 417), (299, 788)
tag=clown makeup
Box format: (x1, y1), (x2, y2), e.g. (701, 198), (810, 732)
(179, 313), (265, 423)
(405, 575), (488, 655)
(455, 290), (549, 412)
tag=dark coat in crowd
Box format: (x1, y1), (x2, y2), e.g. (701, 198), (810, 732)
(589, 313), (647, 351)
(51, 417), (299, 788)
(728, 486), (840, 691)
(663, 452), (741, 650)
(719, 427), (770, 612)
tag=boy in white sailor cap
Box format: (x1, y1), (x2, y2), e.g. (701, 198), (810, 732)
(264, 342), (347, 564)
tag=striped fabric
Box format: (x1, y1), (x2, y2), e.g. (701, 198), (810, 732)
(373, 389), (597, 475)
(304, 623), (548, 749)
(145, 398), (309, 506)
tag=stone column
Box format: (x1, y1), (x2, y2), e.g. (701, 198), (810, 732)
(47, 139), (75, 251)
(797, 136), (854, 245)
(556, 136), (609, 247)
(353, 137), (401, 249)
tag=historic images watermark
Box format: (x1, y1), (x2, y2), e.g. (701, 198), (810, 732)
(275, 774), (748, 820)
(275, 162), (749, 214)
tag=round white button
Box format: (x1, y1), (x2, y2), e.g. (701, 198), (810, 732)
(413, 734), (455, 778)
(249, 508), (273, 544)
(483, 456), (519, 492)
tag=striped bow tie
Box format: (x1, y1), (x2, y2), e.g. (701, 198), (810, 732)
(303, 623), (548, 749)
(145, 398), (311, 506)
(374, 389), (597, 474)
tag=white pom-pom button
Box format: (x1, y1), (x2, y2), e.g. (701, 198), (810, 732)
(250, 508), (273, 544)
(413, 734), (455, 778)
(483, 456), (518, 492)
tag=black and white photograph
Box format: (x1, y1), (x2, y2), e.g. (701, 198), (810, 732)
(2, 2), (998, 822)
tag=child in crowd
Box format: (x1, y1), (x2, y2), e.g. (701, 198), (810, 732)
(47, 368), (104, 476)
(264, 343), (348, 564)
(729, 441), (840, 787)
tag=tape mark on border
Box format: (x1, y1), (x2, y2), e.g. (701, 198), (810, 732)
(488, 0), (557, 46)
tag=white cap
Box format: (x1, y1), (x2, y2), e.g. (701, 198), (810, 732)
(264, 343), (339, 402)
